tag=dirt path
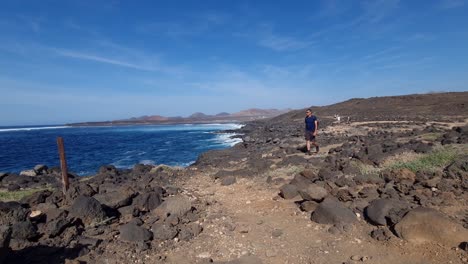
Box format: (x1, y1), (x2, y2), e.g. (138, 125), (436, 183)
(163, 172), (465, 264)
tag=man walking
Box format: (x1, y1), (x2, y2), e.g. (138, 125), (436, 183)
(305, 109), (319, 155)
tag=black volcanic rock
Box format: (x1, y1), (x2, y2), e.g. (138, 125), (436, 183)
(119, 223), (153, 242)
(311, 198), (357, 225)
(69, 196), (107, 225)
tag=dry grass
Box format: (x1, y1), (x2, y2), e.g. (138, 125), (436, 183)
(387, 146), (460, 173)
(419, 132), (442, 142)
(350, 160), (380, 176)
(264, 165), (304, 179)
(352, 144), (466, 175)
(0, 187), (52, 202)
(381, 151), (424, 168)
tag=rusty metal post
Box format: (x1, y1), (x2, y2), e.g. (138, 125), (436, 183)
(57, 137), (69, 194)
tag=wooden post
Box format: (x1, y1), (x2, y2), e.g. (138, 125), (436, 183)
(57, 137), (69, 194)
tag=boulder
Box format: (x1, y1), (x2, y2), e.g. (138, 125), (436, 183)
(366, 144), (386, 164)
(133, 164), (152, 174)
(311, 198), (357, 225)
(289, 174), (312, 187)
(98, 165), (119, 175)
(359, 186), (380, 200)
(119, 223), (153, 242)
(65, 184), (97, 202)
(0, 226), (11, 263)
(394, 207), (468, 247)
(69, 196), (107, 225)
(20, 170), (37, 177)
(300, 169), (318, 181)
(444, 156), (468, 180)
(132, 192), (162, 212)
(334, 188), (354, 202)
(1, 174), (31, 186)
(0, 226), (11, 247)
(7, 184), (20, 191)
(94, 187), (136, 209)
(300, 201), (319, 212)
(384, 168), (416, 183)
(370, 228), (393, 241)
(45, 211), (73, 238)
(317, 168), (341, 181)
(20, 189), (52, 206)
(460, 241), (468, 251)
(153, 196), (192, 219)
(365, 199), (407, 226)
(11, 221), (38, 240)
(151, 223), (178, 240)
(279, 184), (299, 199)
(413, 143), (432, 153)
(33, 164), (48, 175)
(298, 184), (327, 202)
(0, 201), (30, 225)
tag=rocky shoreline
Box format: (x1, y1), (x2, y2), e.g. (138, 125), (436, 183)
(1, 93), (468, 264)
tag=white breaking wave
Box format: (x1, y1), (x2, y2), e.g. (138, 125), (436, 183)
(0, 126), (70, 132)
(139, 159), (156, 165)
(199, 123), (245, 129)
(174, 161), (196, 167)
(215, 133), (243, 147)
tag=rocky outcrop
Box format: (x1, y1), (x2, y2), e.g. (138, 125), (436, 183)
(395, 207), (468, 247)
(311, 198), (357, 225)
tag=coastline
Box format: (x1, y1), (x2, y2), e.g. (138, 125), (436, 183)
(0, 123), (245, 176)
(1, 93), (467, 263)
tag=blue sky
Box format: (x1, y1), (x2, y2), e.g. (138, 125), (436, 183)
(1, 0), (467, 125)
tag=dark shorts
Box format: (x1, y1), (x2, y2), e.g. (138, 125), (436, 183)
(305, 130), (316, 141)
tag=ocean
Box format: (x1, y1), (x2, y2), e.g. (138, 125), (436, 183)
(0, 123), (242, 176)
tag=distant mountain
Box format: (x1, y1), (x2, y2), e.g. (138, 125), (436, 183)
(119, 115), (168, 122)
(68, 108), (292, 126)
(271, 92), (468, 123)
(189, 112), (209, 119)
(141, 115), (168, 121)
(232, 108), (290, 117)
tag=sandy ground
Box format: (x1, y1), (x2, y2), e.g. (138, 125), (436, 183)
(159, 170), (467, 264)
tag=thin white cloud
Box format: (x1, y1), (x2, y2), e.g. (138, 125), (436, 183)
(51, 45), (187, 76)
(361, 46), (402, 61)
(258, 34), (311, 51)
(250, 23), (314, 51)
(54, 49), (157, 71)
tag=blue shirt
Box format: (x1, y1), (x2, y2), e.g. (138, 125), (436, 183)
(305, 115), (317, 131)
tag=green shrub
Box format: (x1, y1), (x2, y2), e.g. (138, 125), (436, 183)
(389, 147), (458, 173)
